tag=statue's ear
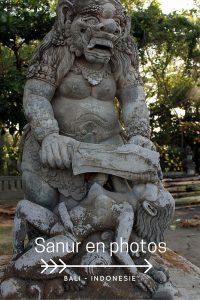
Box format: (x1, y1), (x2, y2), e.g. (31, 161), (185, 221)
(57, 0), (74, 29)
(123, 16), (131, 37)
(143, 201), (158, 217)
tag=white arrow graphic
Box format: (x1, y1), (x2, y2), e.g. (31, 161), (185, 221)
(59, 259), (67, 274)
(137, 259), (153, 274)
(41, 258), (152, 274)
(49, 259), (58, 274)
(41, 259), (48, 274)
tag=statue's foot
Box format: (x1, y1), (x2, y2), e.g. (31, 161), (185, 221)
(148, 268), (168, 284)
(156, 264), (170, 281)
(135, 273), (157, 293)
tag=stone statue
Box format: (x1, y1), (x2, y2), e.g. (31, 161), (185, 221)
(185, 145), (196, 175)
(1, 0), (175, 299)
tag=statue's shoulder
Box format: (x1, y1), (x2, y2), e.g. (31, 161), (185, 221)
(27, 29), (75, 87)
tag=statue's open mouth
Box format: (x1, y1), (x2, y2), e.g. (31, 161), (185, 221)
(87, 38), (113, 54)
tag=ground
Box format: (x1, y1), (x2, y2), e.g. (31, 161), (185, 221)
(166, 205), (200, 268)
(0, 203), (200, 268)
(0, 205), (14, 256)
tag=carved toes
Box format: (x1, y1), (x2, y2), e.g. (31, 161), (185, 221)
(135, 273), (158, 294)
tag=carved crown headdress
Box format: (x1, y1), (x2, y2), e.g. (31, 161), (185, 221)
(57, 0), (124, 13)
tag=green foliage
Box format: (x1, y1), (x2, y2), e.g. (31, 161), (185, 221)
(0, 226), (12, 255)
(0, 0), (54, 175)
(0, 0), (54, 47)
(0, 130), (20, 175)
(0, 68), (26, 134)
(158, 145), (184, 172)
(0, 0), (54, 134)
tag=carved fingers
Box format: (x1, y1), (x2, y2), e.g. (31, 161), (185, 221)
(130, 135), (163, 178)
(59, 145), (71, 169)
(130, 135), (157, 152)
(51, 142), (65, 169)
(41, 142), (58, 169)
(135, 273), (157, 293)
(48, 145), (57, 169)
(40, 133), (76, 169)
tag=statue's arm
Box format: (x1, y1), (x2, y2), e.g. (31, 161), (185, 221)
(23, 79), (59, 142)
(118, 69), (162, 178)
(118, 85), (151, 140)
(58, 202), (74, 233)
(23, 79), (75, 169)
(117, 66), (156, 152)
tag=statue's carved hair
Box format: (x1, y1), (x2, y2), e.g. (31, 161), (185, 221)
(135, 196), (175, 244)
(28, 30), (75, 85)
(111, 37), (140, 85)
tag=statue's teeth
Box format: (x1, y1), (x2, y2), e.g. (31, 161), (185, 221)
(88, 42), (95, 49)
(88, 38), (113, 50)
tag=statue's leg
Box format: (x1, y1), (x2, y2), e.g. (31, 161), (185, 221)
(12, 200), (61, 260)
(10, 200), (86, 289)
(12, 234), (85, 289)
(114, 202), (157, 293)
(22, 171), (59, 211)
(114, 202), (136, 269)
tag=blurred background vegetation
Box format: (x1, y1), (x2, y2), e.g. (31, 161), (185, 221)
(0, 0), (199, 175)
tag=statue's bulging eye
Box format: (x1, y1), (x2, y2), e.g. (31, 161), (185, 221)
(114, 19), (121, 25)
(83, 17), (99, 26)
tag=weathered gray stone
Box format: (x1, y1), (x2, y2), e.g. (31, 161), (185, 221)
(1, 0), (177, 298)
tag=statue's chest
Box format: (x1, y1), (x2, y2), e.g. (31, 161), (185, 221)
(58, 69), (117, 101)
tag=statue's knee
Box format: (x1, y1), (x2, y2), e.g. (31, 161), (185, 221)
(16, 200), (29, 214)
(95, 194), (113, 209)
(16, 200), (34, 219)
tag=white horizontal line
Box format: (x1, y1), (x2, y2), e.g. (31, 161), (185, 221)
(41, 265), (146, 268)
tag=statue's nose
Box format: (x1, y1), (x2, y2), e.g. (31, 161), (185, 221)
(96, 19), (120, 34)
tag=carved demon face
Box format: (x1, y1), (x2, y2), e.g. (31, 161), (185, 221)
(56, 0), (128, 65)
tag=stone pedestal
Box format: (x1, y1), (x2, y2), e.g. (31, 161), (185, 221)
(154, 249), (200, 300)
(1, 249), (200, 300)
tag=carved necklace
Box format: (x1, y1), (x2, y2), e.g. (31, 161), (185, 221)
(76, 61), (109, 86)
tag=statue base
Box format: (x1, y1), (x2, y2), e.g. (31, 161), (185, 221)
(1, 249), (200, 300)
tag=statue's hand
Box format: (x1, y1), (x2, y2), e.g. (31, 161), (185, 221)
(130, 135), (163, 179)
(40, 133), (76, 169)
(129, 135), (156, 151)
